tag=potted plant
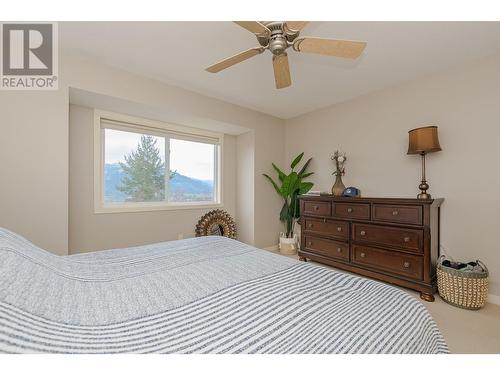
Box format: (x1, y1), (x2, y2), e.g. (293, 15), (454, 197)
(263, 152), (314, 255)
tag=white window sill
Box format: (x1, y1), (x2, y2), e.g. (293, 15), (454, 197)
(94, 202), (223, 214)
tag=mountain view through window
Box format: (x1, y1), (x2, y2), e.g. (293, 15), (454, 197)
(104, 128), (216, 205)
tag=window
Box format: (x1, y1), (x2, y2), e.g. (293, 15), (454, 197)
(94, 111), (222, 213)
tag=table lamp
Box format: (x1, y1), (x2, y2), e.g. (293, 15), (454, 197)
(407, 126), (442, 199)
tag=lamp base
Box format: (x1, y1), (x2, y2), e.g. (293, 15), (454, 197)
(417, 180), (431, 199)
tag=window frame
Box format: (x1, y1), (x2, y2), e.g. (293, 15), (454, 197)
(94, 110), (223, 213)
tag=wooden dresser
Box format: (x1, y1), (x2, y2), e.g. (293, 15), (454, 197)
(298, 196), (443, 301)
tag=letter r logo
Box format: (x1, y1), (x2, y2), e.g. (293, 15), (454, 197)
(2, 23), (53, 75)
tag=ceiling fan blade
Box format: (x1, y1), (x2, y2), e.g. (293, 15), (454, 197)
(233, 21), (270, 35)
(272, 53), (292, 89)
(293, 37), (367, 59)
(206, 47), (265, 73)
(285, 21), (309, 32)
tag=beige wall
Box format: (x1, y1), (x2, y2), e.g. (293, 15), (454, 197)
(69, 104), (237, 253)
(1, 37), (498, 297)
(285, 52), (500, 296)
(63, 53), (285, 250)
(63, 53), (285, 249)
(0, 51), (285, 254)
(0, 89), (69, 255)
(236, 131), (255, 245)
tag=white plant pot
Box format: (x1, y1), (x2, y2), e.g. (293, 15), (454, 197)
(279, 233), (298, 255)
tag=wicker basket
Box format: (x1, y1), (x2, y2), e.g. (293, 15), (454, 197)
(436, 256), (489, 310)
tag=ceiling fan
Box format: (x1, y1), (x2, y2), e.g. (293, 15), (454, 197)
(205, 21), (367, 89)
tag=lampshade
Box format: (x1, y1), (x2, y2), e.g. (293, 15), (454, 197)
(407, 126), (442, 154)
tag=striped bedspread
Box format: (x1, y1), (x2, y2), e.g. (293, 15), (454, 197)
(0, 228), (448, 353)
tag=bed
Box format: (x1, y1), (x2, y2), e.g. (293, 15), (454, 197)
(0, 228), (448, 354)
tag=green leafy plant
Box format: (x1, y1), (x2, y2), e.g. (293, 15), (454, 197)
(263, 152), (314, 238)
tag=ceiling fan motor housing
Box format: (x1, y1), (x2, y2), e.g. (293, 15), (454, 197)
(256, 22), (299, 56)
(270, 34), (288, 55)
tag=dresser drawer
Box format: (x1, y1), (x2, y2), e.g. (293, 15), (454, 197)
(352, 223), (423, 253)
(303, 235), (349, 261)
(372, 204), (423, 225)
(333, 203), (370, 220)
(302, 201), (331, 216)
(352, 244), (423, 280)
(303, 217), (349, 240)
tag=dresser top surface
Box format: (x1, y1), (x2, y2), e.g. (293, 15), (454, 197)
(299, 195), (444, 205)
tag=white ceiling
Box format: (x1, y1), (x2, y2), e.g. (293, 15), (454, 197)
(60, 22), (500, 119)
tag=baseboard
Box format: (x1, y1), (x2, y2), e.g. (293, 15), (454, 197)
(262, 245), (279, 251)
(488, 293), (500, 306)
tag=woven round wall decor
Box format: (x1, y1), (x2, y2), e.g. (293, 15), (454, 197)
(195, 209), (237, 239)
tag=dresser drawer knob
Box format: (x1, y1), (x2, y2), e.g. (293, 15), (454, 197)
(308, 241), (312, 246)
(337, 227), (342, 232)
(347, 207), (353, 213)
(337, 247), (342, 253)
(403, 236), (410, 243)
(392, 210), (399, 216)
(308, 223), (313, 228)
(403, 261), (410, 269)
(360, 230), (366, 236)
(360, 252), (366, 258)
(313, 205), (319, 210)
